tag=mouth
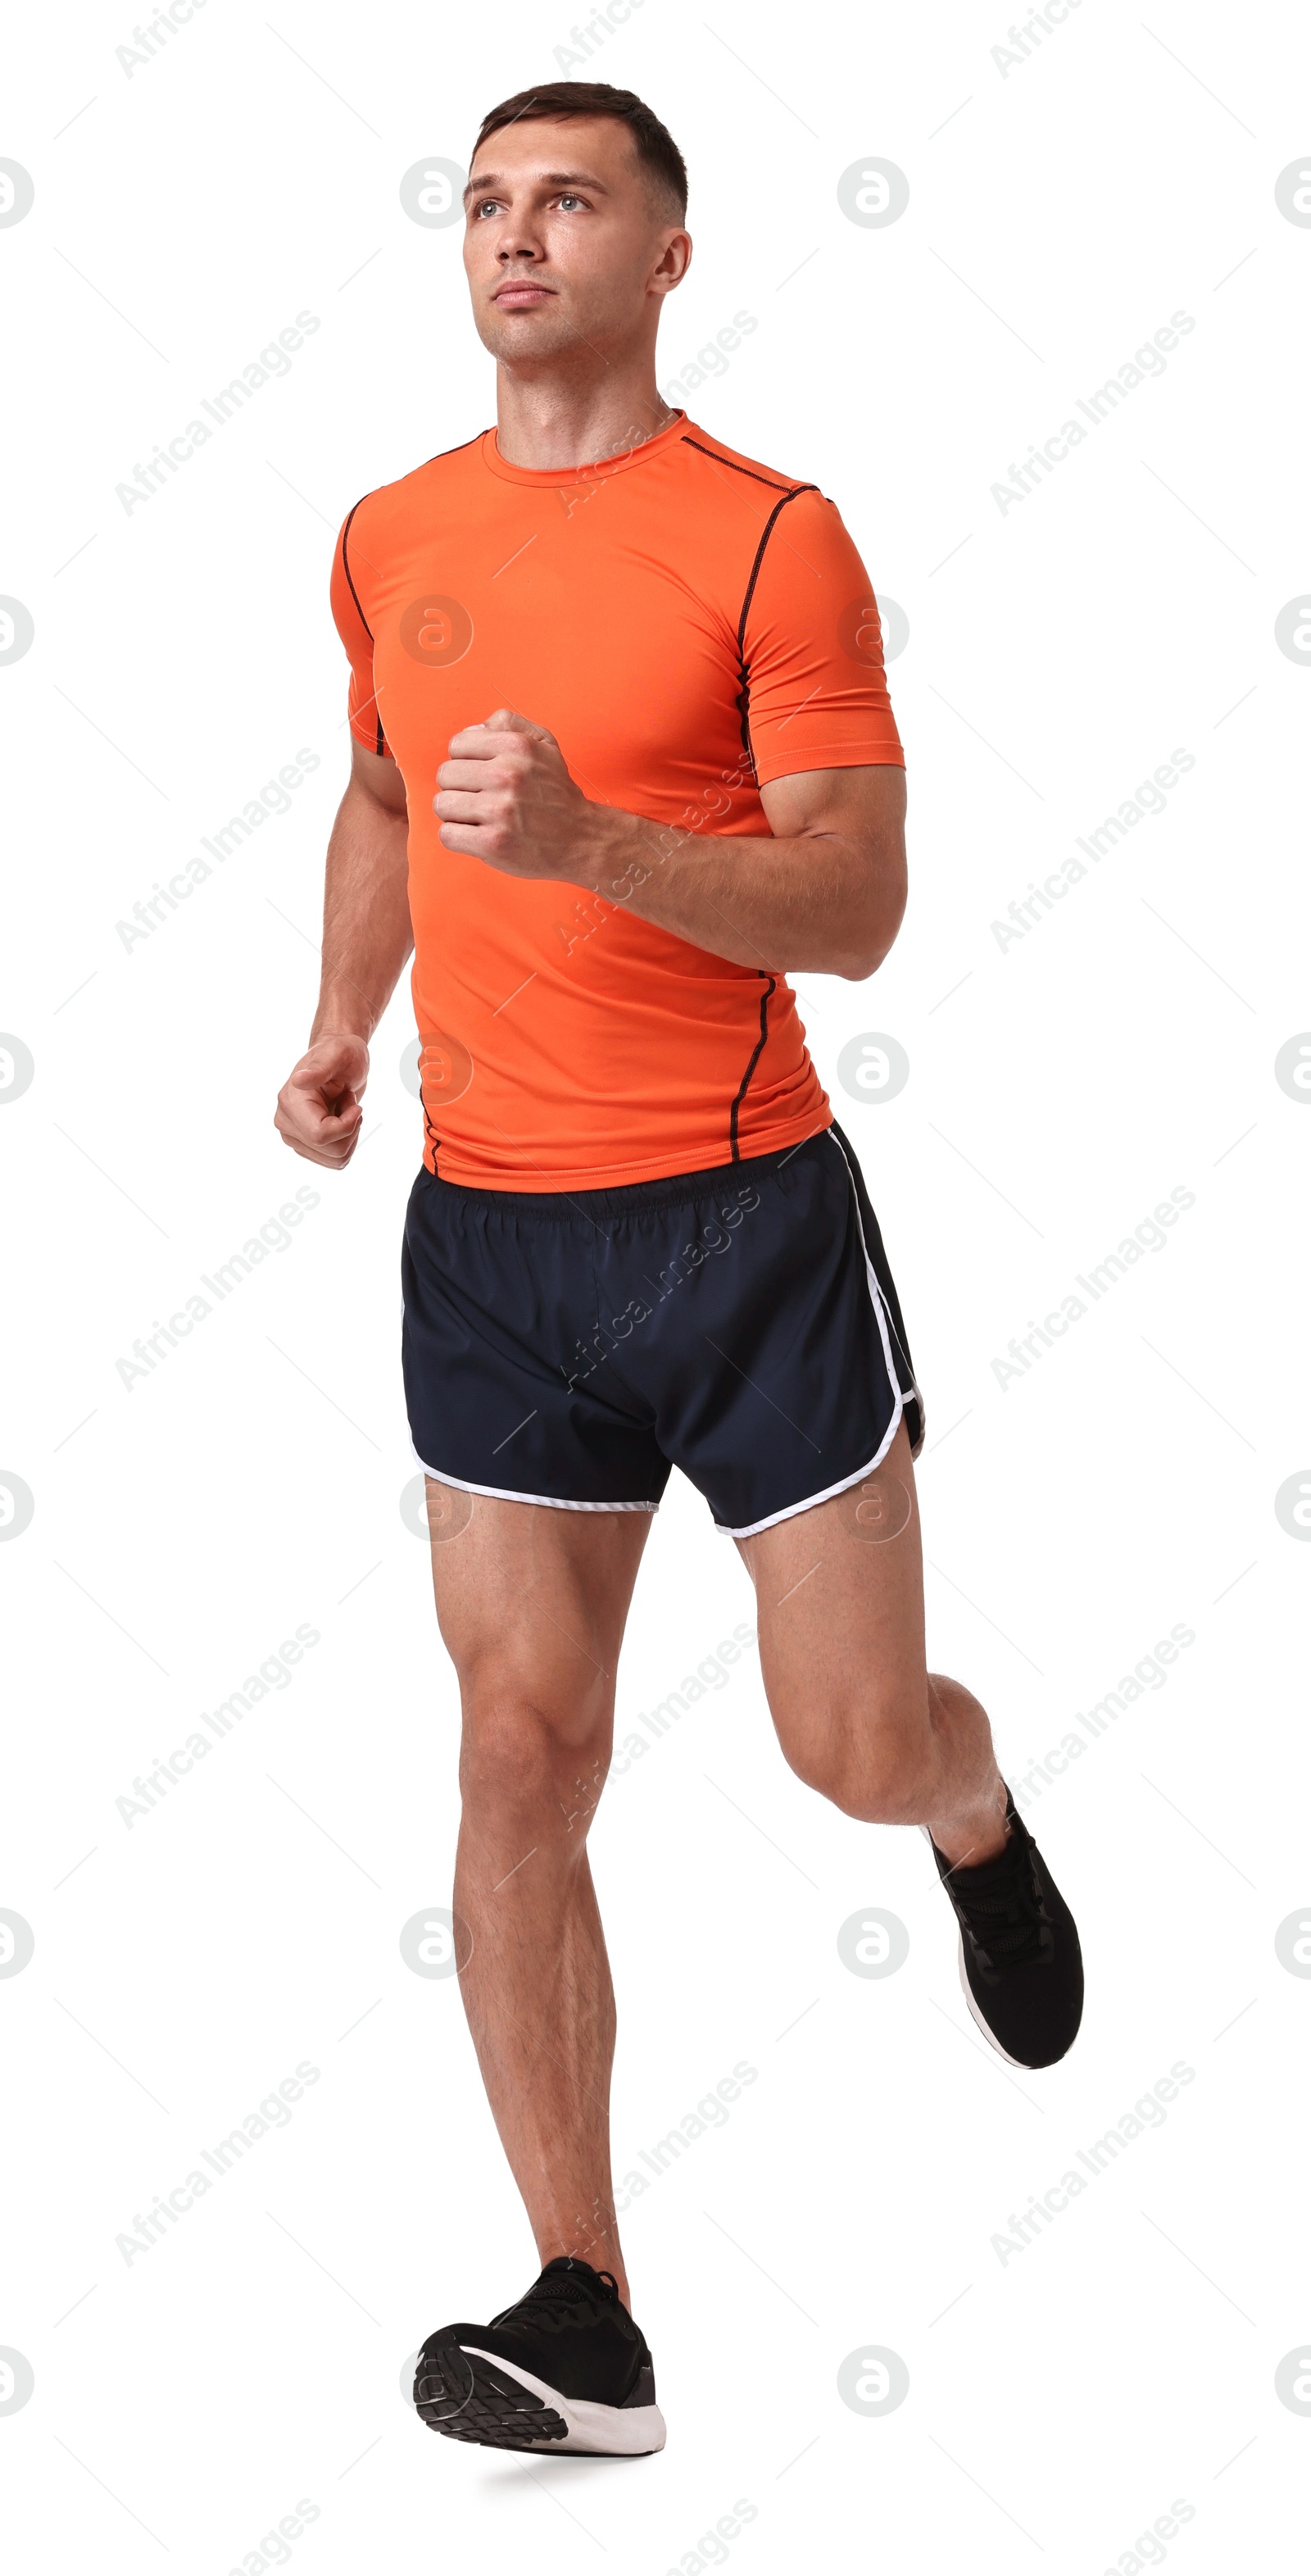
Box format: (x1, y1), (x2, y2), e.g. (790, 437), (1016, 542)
(492, 281), (556, 308)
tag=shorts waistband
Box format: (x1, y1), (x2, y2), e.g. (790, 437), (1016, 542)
(423, 1124), (833, 1220)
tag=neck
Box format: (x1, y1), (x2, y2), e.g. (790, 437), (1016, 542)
(492, 359), (677, 471)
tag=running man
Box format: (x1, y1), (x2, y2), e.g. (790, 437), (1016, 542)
(274, 80), (1082, 2459)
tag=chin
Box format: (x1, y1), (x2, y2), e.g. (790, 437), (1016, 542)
(483, 311), (580, 362)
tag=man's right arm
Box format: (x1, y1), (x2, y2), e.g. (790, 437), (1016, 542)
(274, 739), (412, 1169)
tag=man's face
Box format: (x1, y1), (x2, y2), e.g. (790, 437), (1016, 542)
(462, 116), (688, 366)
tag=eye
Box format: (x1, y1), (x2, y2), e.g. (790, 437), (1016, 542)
(473, 198), (499, 220)
(555, 193), (587, 211)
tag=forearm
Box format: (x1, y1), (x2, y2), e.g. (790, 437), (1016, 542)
(434, 714), (909, 979)
(573, 804), (905, 980)
(311, 782), (414, 1043)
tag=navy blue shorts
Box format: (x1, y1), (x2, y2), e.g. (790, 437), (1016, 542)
(400, 1121), (924, 1538)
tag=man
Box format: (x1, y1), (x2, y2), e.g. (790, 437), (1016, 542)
(274, 80), (1082, 2460)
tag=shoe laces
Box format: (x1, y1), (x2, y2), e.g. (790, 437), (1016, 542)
(948, 1834), (1050, 1969)
(493, 2259), (619, 2330)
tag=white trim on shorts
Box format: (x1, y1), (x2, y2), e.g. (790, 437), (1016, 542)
(714, 1129), (926, 1541)
(411, 1442), (659, 1513)
(827, 1129), (926, 1450)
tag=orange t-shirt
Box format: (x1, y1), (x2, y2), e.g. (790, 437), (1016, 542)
(330, 413), (903, 1188)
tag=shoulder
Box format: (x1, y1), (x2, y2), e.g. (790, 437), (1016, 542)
(342, 432), (489, 552)
(675, 422), (833, 513)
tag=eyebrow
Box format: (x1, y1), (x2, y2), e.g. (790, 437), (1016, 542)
(464, 169), (611, 203)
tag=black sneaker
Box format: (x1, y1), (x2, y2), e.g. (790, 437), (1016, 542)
(414, 2256), (665, 2456)
(924, 1790), (1082, 2069)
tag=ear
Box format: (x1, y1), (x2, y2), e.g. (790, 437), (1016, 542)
(652, 227), (692, 293)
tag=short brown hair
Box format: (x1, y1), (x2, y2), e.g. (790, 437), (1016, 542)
(472, 81), (688, 219)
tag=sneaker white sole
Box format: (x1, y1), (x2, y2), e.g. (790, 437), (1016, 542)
(462, 2347), (667, 2456)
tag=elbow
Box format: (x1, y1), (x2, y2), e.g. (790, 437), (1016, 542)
(836, 938), (889, 983)
(835, 920), (900, 981)
(838, 869), (906, 979)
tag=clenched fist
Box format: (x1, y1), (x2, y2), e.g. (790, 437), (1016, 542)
(434, 706), (601, 884)
(274, 1030), (370, 1168)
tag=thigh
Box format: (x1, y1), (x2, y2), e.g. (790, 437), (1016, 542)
(735, 1417), (929, 1763)
(402, 1169), (670, 1511)
(424, 1479), (652, 1743)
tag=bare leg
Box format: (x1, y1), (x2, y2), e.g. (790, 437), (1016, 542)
(737, 1420), (1009, 1867)
(424, 1479), (651, 2306)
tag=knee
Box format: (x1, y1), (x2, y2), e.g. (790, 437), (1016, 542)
(779, 1697), (930, 1824)
(458, 1673), (610, 1821)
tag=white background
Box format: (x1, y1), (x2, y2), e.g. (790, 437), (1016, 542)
(2, 1), (1309, 2568)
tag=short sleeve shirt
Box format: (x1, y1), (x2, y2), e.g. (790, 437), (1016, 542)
(331, 413), (903, 1189)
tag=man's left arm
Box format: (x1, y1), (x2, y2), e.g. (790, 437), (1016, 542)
(584, 755), (907, 979)
(434, 709), (906, 980)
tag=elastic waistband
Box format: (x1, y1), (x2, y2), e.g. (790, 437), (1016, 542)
(422, 1123), (833, 1220)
